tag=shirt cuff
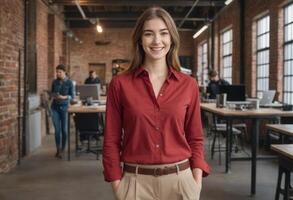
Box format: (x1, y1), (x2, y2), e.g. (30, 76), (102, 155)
(103, 166), (123, 182)
(189, 159), (210, 177)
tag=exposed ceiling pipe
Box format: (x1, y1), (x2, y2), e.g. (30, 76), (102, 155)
(75, 0), (99, 25)
(178, 0), (200, 28)
(75, 0), (87, 19)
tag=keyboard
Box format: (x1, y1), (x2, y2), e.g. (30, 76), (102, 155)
(260, 103), (283, 108)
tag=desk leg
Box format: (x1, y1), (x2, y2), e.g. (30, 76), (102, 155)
(226, 119), (232, 173)
(68, 113), (71, 161)
(251, 118), (259, 195)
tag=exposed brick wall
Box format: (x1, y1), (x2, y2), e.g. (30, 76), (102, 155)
(0, 0), (24, 173)
(70, 28), (195, 84)
(194, 0), (288, 100)
(36, 0), (49, 93)
(47, 11), (64, 87)
(0, 0), (65, 173)
(179, 31), (195, 56)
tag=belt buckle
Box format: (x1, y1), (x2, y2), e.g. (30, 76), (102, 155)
(154, 168), (163, 177)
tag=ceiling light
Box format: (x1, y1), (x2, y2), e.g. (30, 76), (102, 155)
(225, 0), (233, 5)
(96, 24), (103, 33)
(193, 25), (208, 39)
(96, 19), (103, 33)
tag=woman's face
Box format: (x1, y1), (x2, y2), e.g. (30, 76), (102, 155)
(141, 18), (171, 62)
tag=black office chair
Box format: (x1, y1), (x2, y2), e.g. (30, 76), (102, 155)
(73, 113), (104, 159)
(206, 113), (245, 165)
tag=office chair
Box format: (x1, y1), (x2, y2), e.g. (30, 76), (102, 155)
(206, 113), (245, 165)
(73, 113), (104, 159)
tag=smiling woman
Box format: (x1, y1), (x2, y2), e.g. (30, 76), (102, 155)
(103, 7), (209, 200)
(141, 18), (171, 62)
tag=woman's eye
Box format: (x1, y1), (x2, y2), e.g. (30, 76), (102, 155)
(161, 32), (169, 35)
(144, 33), (152, 36)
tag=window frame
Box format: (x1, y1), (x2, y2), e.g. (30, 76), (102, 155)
(221, 28), (233, 84)
(256, 15), (270, 97)
(283, 3), (293, 105)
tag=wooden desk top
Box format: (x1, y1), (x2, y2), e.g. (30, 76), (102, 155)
(200, 103), (293, 117)
(68, 104), (106, 113)
(266, 124), (293, 137)
(271, 144), (293, 160)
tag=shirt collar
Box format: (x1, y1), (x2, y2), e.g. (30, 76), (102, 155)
(134, 66), (180, 81)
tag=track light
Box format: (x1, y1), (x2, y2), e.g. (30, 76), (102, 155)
(193, 25), (208, 39)
(225, 0), (233, 5)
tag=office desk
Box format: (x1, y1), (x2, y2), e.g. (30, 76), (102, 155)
(266, 124), (293, 137)
(67, 104), (106, 161)
(272, 144), (293, 160)
(200, 103), (293, 195)
(271, 144), (293, 199)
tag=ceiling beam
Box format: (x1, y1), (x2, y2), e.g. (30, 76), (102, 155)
(53, 0), (225, 7)
(179, 0), (200, 27)
(68, 20), (199, 30)
(66, 17), (206, 21)
(63, 11), (208, 20)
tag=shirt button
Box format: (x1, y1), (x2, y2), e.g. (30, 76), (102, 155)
(159, 93), (163, 96)
(156, 144), (160, 148)
(156, 108), (160, 112)
(155, 127), (160, 131)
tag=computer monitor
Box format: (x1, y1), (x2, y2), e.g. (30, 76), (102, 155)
(76, 84), (100, 101)
(219, 84), (246, 101)
(259, 90), (276, 105)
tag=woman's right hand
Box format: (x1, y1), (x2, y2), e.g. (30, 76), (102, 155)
(111, 180), (121, 193)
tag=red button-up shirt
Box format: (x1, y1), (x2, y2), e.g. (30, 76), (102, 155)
(103, 67), (210, 182)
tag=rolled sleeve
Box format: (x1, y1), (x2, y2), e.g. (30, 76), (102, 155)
(185, 79), (210, 177)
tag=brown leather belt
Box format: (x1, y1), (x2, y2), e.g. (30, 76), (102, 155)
(123, 161), (190, 177)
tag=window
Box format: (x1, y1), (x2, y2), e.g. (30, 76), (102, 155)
(221, 29), (232, 84)
(256, 15), (270, 97)
(197, 42), (208, 86)
(284, 4), (293, 104)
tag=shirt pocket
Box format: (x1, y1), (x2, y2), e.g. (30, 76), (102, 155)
(62, 85), (70, 95)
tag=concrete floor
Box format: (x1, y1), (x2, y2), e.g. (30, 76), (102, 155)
(0, 135), (281, 200)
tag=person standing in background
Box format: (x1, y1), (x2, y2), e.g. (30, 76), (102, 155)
(84, 70), (101, 84)
(103, 7), (209, 200)
(51, 64), (74, 159)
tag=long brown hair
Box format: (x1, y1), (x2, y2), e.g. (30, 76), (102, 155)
(126, 7), (181, 73)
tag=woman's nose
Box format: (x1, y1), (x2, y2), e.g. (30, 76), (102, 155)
(153, 34), (161, 44)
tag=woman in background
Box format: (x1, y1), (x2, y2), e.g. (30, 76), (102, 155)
(51, 64), (74, 159)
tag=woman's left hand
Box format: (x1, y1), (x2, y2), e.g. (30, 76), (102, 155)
(192, 168), (203, 191)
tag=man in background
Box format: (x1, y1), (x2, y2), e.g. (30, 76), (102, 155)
(84, 70), (101, 84)
(206, 69), (230, 99)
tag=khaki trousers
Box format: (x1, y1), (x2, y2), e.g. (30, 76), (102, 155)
(115, 160), (201, 200)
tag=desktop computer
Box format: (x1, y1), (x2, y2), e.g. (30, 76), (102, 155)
(76, 84), (101, 105)
(219, 84), (246, 102)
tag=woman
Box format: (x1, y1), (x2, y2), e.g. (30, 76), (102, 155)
(51, 64), (74, 159)
(103, 7), (209, 200)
